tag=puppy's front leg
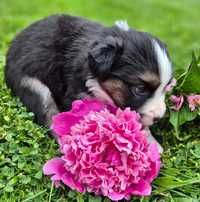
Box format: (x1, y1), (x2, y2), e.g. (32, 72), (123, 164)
(145, 127), (163, 153)
(20, 76), (59, 127)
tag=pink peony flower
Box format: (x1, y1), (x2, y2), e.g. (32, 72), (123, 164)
(44, 99), (161, 200)
(187, 94), (200, 111)
(165, 78), (176, 92)
(170, 95), (184, 111)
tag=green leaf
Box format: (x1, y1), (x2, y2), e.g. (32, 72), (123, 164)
(169, 104), (198, 137)
(169, 110), (179, 134)
(34, 171), (43, 179)
(89, 195), (102, 202)
(67, 190), (77, 199)
(179, 103), (198, 125)
(173, 198), (193, 202)
(154, 176), (183, 188)
(77, 193), (84, 202)
(20, 175), (31, 184)
(103, 198), (111, 202)
(0, 180), (5, 189)
(179, 53), (200, 93)
(4, 185), (14, 192)
(154, 176), (200, 194)
(192, 143), (200, 158)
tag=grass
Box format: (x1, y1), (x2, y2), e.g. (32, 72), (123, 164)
(0, 0), (200, 201)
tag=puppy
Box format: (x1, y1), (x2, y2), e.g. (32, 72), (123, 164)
(5, 15), (172, 151)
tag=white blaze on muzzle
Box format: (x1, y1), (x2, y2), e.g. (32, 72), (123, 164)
(139, 40), (172, 126)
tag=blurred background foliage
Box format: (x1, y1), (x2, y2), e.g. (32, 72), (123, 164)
(1, 0), (200, 72)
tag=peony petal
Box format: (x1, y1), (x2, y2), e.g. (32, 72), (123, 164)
(145, 160), (161, 183)
(62, 171), (85, 192)
(108, 192), (125, 201)
(71, 99), (115, 116)
(149, 143), (160, 162)
(127, 179), (152, 196)
(51, 112), (81, 136)
(71, 100), (90, 116)
(51, 175), (61, 181)
(43, 158), (65, 175)
(105, 103), (117, 114)
(43, 158), (66, 187)
(63, 150), (76, 167)
(84, 99), (105, 112)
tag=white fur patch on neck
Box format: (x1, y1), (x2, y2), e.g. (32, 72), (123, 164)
(115, 20), (129, 31)
(86, 78), (114, 104)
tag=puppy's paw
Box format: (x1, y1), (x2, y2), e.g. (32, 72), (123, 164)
(144, 127), (164, 154)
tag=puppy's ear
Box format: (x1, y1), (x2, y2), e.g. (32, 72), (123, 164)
(88, 36), (123, 79)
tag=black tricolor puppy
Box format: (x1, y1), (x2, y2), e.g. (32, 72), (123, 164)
(5, 15), (172, 149)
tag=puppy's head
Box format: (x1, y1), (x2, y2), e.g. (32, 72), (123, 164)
(86, 22), (172, 127)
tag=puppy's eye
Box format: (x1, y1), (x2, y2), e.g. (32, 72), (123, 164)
(131, 85), (148, 96)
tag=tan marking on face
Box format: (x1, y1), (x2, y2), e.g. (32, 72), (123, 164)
(139, 71), (160, 88)
(100, 79), (127, 107)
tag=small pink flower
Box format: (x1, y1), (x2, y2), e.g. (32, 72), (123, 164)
(187, 95), (200, 111)
(44, 99), (161, 200)
(165, 78), (176, 92)
(170, 95), (184, 111)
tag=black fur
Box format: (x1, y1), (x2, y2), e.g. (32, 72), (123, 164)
(5, 14), (169, 126)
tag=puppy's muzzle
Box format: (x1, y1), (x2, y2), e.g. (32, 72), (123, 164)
(140, 114), (162, 127)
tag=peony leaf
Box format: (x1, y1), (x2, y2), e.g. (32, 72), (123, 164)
(88, 195), (102, 202)
(169, 103), (198, 138)
(76, 193), (85, 202)
(67, 190), (77, 199)
(169, 110), (179, 135)
(179, 103), (197, 125)
(178, 53), (200, 93)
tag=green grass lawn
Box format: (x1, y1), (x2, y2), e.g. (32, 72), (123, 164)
(0, 0), (200, 201)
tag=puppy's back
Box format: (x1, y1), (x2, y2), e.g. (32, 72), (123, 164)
(4, 14), (91, 126)
(5, 15), (81, 89)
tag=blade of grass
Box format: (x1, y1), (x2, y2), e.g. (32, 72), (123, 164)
(153, 177), (200, 194)
(22, 189), (47, 202)
(48, 182), (54, 202)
